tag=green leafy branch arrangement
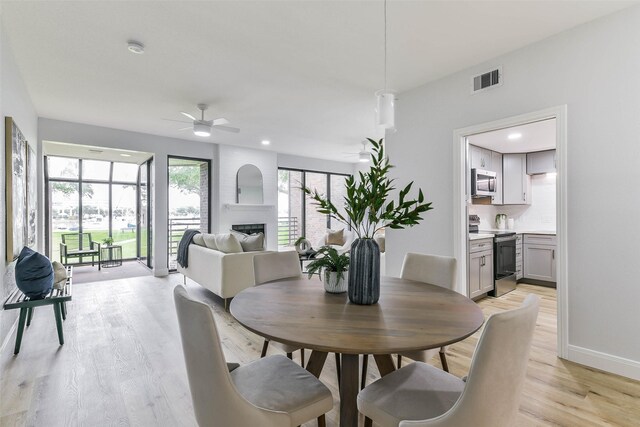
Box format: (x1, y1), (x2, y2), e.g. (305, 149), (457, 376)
(303, 138), (433, 239)
(306, 246), (350, 282)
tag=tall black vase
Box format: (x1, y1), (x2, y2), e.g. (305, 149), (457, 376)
(348, 238), (380, 305)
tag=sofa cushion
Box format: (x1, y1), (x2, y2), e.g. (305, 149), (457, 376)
(232, 231), (265, 252)
(326, 229), (345, 246)
(215, 233), (243, 253)
(192, 234), (206, 247)
(201, 233), (217, 249)
(374, 233), (385, 253)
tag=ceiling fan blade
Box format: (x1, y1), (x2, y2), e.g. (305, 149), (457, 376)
(212, 118), (229, 126)
(213, 125), (240, 133)
(181, 111), (197, 121)
(162, 118), (191, 124)
(177, 127), (192, 131)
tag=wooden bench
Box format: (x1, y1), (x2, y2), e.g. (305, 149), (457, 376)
(3, 266), (73, 355)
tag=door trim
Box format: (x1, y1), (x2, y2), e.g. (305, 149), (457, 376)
(452, 105), (568, 359)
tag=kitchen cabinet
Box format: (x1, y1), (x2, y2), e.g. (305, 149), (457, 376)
(503, 153), (531, 205)
(515, 234), (523, 280)
(523, 234), (557, 283)
(469, 144), (492, 170)
(491, 151), (503, 205)
(527, 150), (556, 175)
(468, 238), (494, 298)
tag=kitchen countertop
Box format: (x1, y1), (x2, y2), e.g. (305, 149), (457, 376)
(469, 229), (556, 240)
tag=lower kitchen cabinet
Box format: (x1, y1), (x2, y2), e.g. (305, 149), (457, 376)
(523, 234), (557, 283)
(469, 238), (494, 298)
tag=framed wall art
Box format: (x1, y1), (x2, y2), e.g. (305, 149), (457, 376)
(5, 117), (31, 262)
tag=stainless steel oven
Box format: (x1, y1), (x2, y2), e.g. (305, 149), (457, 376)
(491, 232), (517, 296)
(471, 169), (497, 198)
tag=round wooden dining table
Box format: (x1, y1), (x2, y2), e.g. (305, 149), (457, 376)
(230, 276), (484, 427)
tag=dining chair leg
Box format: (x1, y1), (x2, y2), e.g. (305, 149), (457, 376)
(361, 354), (368, 390)
(260, 339), (269, 358)
(397, 354), (402, 368)
(301, 349), (305, 367)
(317, 414), (326, 427)
(364, 416), (373, 427)
(335, 353), (341, 388)
(439, 348), (449, 372)
(287, 352), (293, 360)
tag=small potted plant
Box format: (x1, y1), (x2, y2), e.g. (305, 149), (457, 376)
(306, 246), (350, 293)
(103, 236), (114, 246)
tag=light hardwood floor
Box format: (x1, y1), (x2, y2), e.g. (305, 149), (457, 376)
(1, 276), (639, 426)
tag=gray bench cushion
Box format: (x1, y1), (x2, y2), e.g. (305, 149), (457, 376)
(231, 354), (332, 425)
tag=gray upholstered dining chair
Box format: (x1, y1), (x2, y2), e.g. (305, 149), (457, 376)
(397, 253), (457, 371)
(360, 253), (457, 390)
(253, 251), (306, 365)
(357, 294), (540, 427)
(174, 285), (332, 427)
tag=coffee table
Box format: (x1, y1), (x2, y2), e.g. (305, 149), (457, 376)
(231, 276), (484, 426)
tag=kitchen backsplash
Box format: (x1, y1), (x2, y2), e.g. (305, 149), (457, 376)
(469, 174), (556, 231)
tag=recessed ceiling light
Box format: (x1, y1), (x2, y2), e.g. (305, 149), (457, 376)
(120, 153), (131, 157)
(127, 40), (145, 54)
(261, 140), (271, 146)
(508, 133), (522, 140)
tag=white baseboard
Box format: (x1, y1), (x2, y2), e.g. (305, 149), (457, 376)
(567, 344), (640, 381)
(0, 318), (18, 356)
(153, 268), (169, 277)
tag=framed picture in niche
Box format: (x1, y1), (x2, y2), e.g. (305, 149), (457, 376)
(5, 117), (31, 262)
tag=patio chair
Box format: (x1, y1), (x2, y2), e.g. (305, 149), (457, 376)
(60, 233), (101, 270)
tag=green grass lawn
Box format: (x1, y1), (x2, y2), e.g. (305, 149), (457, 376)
(51, 229), (147, 263)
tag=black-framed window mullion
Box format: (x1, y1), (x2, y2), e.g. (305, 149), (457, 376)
(108, 162), (114, 240)
(301, 172), (306, 238)
(326, 173), (331, 229)
(78, 159), (84, 253)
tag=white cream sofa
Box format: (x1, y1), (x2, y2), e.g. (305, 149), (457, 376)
(315, 229), (356, 254)
(177, 244), (269, 309)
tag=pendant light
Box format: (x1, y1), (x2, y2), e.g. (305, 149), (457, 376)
(375, 0), (395, 130)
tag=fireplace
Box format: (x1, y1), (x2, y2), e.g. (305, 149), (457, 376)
(232, 223), (266, 236)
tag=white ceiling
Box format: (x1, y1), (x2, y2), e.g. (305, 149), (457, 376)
(2, 1), (635, 161)
(467, 118), (556, 153)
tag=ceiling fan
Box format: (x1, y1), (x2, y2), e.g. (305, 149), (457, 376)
(166, 104), (240, 137)
(342, 141), (371, 163)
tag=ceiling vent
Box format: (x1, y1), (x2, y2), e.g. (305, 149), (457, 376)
(472, 66), (502, 93)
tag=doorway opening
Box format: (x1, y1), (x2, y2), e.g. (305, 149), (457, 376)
(167, 156), (211, 271)
(453, 106), (568, 358)
(43, 141), (154, 283)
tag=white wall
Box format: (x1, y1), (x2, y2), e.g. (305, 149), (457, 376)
(38, 118), (218, 276)
(277, 153), (355, 175)
(387, 6), (640, 376)
(217, 144), (279, 249)
(470, 173), (556, 231)
(0, 18), (38, 348)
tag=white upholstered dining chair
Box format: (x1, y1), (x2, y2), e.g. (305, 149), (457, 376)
(357, 294), (540, 427)
(174, 285), (332, 427)
(253, 251), (306, 365)
(397, 253), (457, 371)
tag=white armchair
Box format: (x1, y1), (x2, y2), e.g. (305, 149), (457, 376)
(315, 229), (356, 254)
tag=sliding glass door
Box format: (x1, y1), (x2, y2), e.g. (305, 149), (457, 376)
(138, 159), (152, 268)
(167, 156), (211, 271)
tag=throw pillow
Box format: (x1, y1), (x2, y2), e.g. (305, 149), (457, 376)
(51, 261), (67, 290)
(15, 247), (54, 299)
(214, 233), (244, 253)
(232, 231), (265, 252)
(192, 234), (206, 247)
(201, 233), (218, 250)
(326, 229), (345, 246)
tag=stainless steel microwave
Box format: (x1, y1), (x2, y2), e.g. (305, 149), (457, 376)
(471, 168), (497, 197)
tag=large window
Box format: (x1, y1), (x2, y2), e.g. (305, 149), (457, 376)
(46, 157), (148, 263)
(277, 168), (351, 248)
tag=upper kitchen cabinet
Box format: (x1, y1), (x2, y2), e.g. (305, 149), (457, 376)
(527, 149), (556, 175)
(491, 151), (503, 205)
(503, 153), (531, 205)
(469, 144), (492, 170)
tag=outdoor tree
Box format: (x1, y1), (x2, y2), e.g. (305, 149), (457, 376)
(169, 165), (201, 194)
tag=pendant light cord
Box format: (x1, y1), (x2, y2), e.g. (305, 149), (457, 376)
(384, 0), (387, 92)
